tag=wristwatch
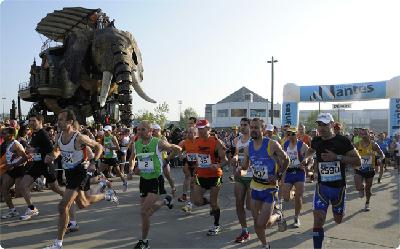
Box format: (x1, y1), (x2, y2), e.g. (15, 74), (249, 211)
(336, 155), (343, 161)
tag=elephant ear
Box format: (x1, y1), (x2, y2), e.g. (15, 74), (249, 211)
(64, 31), (92, 84)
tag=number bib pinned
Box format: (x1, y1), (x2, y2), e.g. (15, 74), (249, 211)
(360, 156), (373, 171)
(287, 151), (300, 168)
(61, 151), (76, 169)
(197, 154), (212, 168)
(33, 153), (42, 161)
(137, 153), (155, 173)
(319, 161), (342, 182)
(186, 153), (197, 162)
(252, 165), (269, 182)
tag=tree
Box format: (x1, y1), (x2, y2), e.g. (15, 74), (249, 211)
(178, 107), (198, 128)
(134, 102), (169, 128)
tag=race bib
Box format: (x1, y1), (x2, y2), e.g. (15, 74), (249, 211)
(33, 153), (42, 161)
(197, 154), (212, 168)
(61, 151), (75, 169)
(186, 153), (197, 162)
(252, 165), (269, 181)
(287, 151), (300, 168)
(137, 153), (155, 173)
(360, 156), (373, 171)
(319, 161), (342, 182)
(241, 169), (253, 177)
(120, 146), (128, 154)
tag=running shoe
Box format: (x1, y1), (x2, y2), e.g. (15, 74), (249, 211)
(43, 240), (62, 249)
(20, 207), (39, 220)
(105, 189), (119, 206)
(164, 195), (174, 209)
(122, 181), (128, 192)
(181, 201), (193, 213)
(207, 225), (221, 236)
(65, 222), (79, 234)
(1, 209), (19, 219)
(178, 194), (187, 202)
(364, 202), (370, 211)
(293, 217), (301, 228)
(276, 210), (287, 232)
(235, 231), (250, 243)
(134, 240), (150, 249)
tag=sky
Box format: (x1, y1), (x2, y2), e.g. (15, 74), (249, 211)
(1, 0), (399, 121)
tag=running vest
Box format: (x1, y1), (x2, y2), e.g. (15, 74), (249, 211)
(58, 132), (84, 169)
(283, 140), (304, 170)
(194, 136), (222, 178)
(6, 140), (22, 164)
(249, 138), (277, 190)
(182, 138), (197, 163)
(135, 137), (162, 180)
(237, 135), (251, 178)
(356, 142), (375, 172)
(103, 135), (117, 158)
(120, 135), (130, 154)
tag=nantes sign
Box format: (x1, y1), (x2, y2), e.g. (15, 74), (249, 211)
(300, 81), (386, 102)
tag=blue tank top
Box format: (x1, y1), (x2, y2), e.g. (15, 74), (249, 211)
(248, 137), (277, 189)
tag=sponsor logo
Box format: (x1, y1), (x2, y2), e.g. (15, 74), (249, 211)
(285, 103), (292, 125)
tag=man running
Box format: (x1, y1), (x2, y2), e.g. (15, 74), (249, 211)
(237, 118), (289, 249)
(192, 119), (227, 236)
(281, 127), (309, 228)
(99, 125), (128, 192)
(129, 120), (181, 249)
(354, 128), (384, 211)
(302, 113), (361, 249)
(18, 114), (64, 221)
(43, 109), (118, 249)
(1, 127), (28, 219)
(231, 118), (252, 243)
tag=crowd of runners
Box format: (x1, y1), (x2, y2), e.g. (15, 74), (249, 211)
(0, 110), (399, 249)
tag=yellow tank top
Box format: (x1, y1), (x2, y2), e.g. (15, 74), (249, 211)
(356, 142), (375, 170)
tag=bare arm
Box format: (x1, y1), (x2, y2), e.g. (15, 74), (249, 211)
(112, 136), (120, 151)
(78, 134), (103, 161)
(216, 138), (228, 168)
(9, 142), (28, 167)
(158, 139), (182, 161)
(128, 142), (137, 176)
(45, 134), (61, 164)
(372, 141), (385, 159)
(271, 140), (289, 174)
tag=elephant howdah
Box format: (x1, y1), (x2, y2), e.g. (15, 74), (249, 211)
(18, 7), (156, 125)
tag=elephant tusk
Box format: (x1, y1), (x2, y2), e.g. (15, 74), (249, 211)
(99, 71), (113, 107)
(132, 70), (156, 103)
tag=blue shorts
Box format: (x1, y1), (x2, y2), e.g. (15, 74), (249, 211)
(284, 170), (305, 184)
(313, 183), (346, 215)
(251, 188), (278, 203)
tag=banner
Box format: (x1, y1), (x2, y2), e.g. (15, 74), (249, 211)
(389, 98), (400, 137)
(282, 101), (298, 126)
(300, 81), (386, 102)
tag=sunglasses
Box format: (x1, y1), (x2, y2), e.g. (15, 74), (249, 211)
(287, 132), (297, 136)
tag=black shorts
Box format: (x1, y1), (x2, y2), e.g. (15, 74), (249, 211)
(354, 169), (375, 179)
(65, 164), (90, 191)
(5, 166), (25, 179)
(102, 158), (118, 167)
(25, 162), (57, 183)
(139, 175), (166, 198)
(230, 148), (236, 157)
(195, 176), (222, 190)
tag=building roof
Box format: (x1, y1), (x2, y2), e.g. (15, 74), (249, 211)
(217, 87), (268, 104)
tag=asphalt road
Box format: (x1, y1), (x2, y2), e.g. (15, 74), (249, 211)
(1, 167), (399, 249)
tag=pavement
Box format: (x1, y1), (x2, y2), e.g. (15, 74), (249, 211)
(0, 167), (399, 249)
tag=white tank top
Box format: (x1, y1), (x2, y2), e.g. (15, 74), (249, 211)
(58, 132), (83, 169)
(285, 143), (301, 168)
(6, 140), (22, 164)
(237, 135), (251, 178)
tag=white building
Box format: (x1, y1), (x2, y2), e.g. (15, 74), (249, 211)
(205, 87), (281, 128)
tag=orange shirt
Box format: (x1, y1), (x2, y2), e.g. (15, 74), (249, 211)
(194, 136), (222, 178)
(297, 134), (311, 147)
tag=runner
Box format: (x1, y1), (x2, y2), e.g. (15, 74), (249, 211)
(354, 128), (385, 211)
(302, 113), (361, 249)
(231, 118), (252, 243)
(99, 125), (128, 192)
(281, 127), (309, 228)
(43, 109), (118, 249)
(18, 114), (64, 221)
(1, 127), (28, 219)
(237, 118), (289, 249)
(192, 119), (227, 236)
(129, 120), (181, 249)
(179, 126), (197, 212)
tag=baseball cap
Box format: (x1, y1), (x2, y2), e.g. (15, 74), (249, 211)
(316, 113), (334, 124)
(103, 125), (112, 131)
(266, 124), (274, 131)
(151, 124), (161, 130)
(196, 119), (210, 128)
(286, 127), (297, 133)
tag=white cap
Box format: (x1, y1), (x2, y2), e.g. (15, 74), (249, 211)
(266, 124), (274, 131)
(151, 124), (161, 130)
(104, 125), (112, 131)
(316, 113), (334, 124)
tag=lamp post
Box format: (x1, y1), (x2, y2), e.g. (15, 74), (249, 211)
(1, 97), (6, 121)
(178, 100), (182, 122)
(267, 56), (278, 124)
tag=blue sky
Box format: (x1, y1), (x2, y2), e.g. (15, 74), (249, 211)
(1, 0), (399, 120)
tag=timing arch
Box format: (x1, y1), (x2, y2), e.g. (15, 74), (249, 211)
(282, 76), (400, 137)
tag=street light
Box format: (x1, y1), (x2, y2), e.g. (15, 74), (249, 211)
(267, 56), (278, 124)
(1, 97), (6, 121)
(178, 100), (182, 122)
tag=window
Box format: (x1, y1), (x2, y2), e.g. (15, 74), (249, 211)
(231, 109), (247, 117)
(268, 110), (280, 118)
(217, 109), (229, 117)
(250, 109), (266, 117)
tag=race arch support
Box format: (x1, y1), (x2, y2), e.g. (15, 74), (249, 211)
(282, 75), (400, 137)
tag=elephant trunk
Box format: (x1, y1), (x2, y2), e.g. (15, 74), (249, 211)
(99, 71), (113, 107)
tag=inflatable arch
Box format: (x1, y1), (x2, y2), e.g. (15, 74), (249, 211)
(282, 76), (400, 137)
